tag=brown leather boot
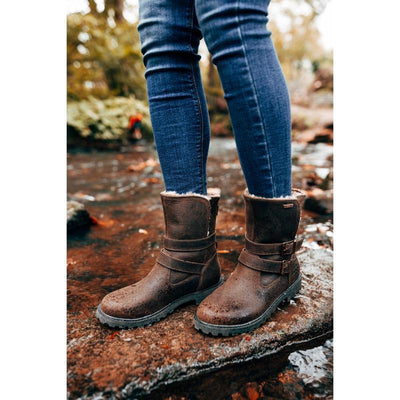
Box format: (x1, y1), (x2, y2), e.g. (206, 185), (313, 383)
(97, 190), (223, 328)
(194, 189), (305, 336)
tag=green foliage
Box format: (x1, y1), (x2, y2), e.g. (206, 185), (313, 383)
(67, 96), (151, 140)
(66, 0), (332, 143)
(67, 12), (146, 100)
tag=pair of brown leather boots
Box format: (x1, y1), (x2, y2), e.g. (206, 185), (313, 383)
(96, 189), (305, 336)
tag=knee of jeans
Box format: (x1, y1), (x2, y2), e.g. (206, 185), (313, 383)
(196, 1), (270, 64)
(138, 6), (201, 73)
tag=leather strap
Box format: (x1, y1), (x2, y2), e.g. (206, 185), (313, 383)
(245, 235), (303, 256)
(163, 232), (216, 252)
(238, 249), (291, 275)
(156, 249), (214, 275)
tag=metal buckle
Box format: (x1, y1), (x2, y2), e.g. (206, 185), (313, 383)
(280, 260), (289, 274)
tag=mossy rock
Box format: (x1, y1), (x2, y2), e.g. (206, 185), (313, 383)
(67, 96), (152, 142)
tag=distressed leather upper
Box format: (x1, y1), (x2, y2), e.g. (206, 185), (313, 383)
(196, 189), (305, 326)
(100, 192), (221, 319)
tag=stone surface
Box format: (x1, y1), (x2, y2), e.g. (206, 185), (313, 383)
(68, 251), (332, 399)
(67, 200), (91, 232)
(67, 139), (333, 399)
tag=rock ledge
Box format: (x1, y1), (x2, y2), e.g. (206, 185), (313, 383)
(68, 248), (332, 399)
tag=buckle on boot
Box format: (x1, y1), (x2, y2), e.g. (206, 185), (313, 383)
(280, 260), (289, 275)
(281, 241), (294, 256)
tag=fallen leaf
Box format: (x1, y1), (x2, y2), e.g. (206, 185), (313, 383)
(245, 384), (260, 400)
(143, 177), (160, 184)
(138, 228), (148, 234)
(97, 218), (115, 227)
(127, 158), (158, 172)
(107, 332), (119, 341)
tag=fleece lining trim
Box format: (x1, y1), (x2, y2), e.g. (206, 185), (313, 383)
(244, 188), (305, 201)
(162, 187), (221, 200)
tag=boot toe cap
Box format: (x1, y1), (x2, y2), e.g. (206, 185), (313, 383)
(100, 287), (137, 319)
(196, 296), (256, 326)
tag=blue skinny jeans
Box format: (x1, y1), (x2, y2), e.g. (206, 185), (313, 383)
(138, 0), (292, 198)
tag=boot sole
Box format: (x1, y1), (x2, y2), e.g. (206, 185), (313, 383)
(193, 275), (302, 337)
(96, 278), (224, 329)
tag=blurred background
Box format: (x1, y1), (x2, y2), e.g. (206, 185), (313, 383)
(67, 0), (333, 146)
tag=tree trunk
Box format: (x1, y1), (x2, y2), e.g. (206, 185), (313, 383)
(88, 0), (99, 16)
(105, 0), (125, 23)
(207, 52), (215, 87)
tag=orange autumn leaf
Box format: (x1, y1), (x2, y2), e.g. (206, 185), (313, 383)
(97, 219), (115, 228)
(127, 158), (158, 172)
(107, 331), (119, 340)
(245, 385), (260, 400)
(144, 177), (160, 184)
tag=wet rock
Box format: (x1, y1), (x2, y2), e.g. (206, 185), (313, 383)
(236, 339), (334, 400)
(67, 247), (332, 399)
(291, 105), (333, 134)
(308, 128), (333, 144)
(304, 189), (333, 216)
(67, 97), (152, 144)
(67, 201), (91, 232)
(294, 143), (333, 168)
(288, 339), (333, 392)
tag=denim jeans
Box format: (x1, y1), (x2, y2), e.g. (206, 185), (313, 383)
(138, 0), (292, 197)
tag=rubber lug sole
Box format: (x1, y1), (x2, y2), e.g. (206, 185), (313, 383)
(96, 278), (223, 329)
(193, 275), (302, 337)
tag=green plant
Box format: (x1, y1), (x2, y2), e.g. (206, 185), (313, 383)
(67, 12), (146, 100)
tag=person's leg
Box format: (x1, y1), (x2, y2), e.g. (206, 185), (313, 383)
(195, 0), (291, 198)
(193, 0), (304, 337)
(138, 0), (210, 195)
(96, 0), (223, 329)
